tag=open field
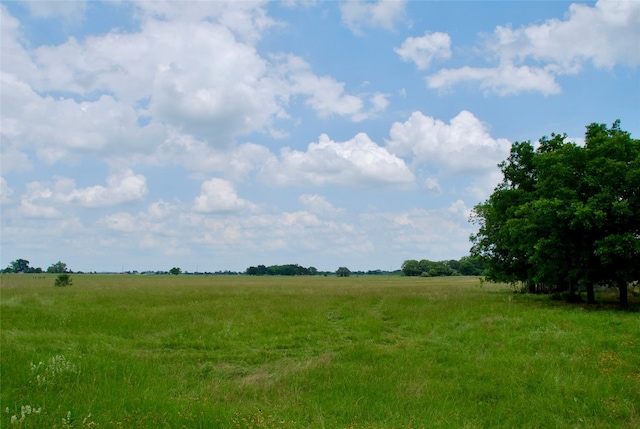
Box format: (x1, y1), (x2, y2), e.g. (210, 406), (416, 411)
(1, 274), (639, 428)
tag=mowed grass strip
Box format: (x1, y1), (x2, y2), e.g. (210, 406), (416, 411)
(1, 274), (639, 428)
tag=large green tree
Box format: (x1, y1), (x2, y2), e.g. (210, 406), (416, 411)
(47, 261), (68, 274)
(3, 259), (42, 274)
(471, 121), (639, 308)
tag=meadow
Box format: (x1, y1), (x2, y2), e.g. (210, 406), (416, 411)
(1, 274), (638, 428)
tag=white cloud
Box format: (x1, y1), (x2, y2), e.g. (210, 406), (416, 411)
(426, 62), (561, 96)
(132, 0), (275, 44)
(1, 177), (14, 204)
(16, 182), (62, 219)
(426, 0), (640, 95)
(423, 177), (441, 194)
(262, 133), (415, 188)
(299, 194), (345, 217)
(340, 0), (406, 34)
(274, 54), (375, 121)
(1, 5), (375, 168)
(387, 110), (511, 174)
(395, 31), (451, 70)
(64, 169), (148, 208)
(193, 178), (255, 214)
(4, 170), (148, 223)
(157, 136), (276, 180)
(491, 0), (640, 71)
(22, 0), (86, 20)
(1, 71), (163, 164)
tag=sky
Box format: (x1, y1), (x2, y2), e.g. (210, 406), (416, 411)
(1, 0), (638, 273)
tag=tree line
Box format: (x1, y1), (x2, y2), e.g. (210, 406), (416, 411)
(2, 259), (69, 274)
(471, 121), (639, 308)
(245, 264), (319, 276)
(401, 256), (486, 277)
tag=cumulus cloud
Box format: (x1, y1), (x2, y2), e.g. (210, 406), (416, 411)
(15, 181), (63, 219)
(273, 54), (382, 121)
(10, 170), (148, 218)
(1, 3), (378, 168)
(386, 110), (511, 173)
(1, 71), (163, 164)
(491, 0), (640, 71)
(64, 169), (148, 208)
(426, 62), (561, 96)
(193, 178), (255, 214)
(22, 0), (86, 20)
(262, 133), (415, 188)
(395, 32), (452, 70)
(133, 0), (275, 43)
(299, 194), (345, 217)
(426, 0), (640, 95)
(1, 177), (14, 204)
(340, 0), (406, 34)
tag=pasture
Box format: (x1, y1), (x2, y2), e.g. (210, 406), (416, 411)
(1, 274), (638, 428)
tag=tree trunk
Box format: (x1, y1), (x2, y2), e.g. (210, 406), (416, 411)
(586, 283), (595, 305)
(619, 281), (629, 310)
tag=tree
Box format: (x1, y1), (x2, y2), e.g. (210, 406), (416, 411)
(5, 259), (31, 273)
(471, 121), (639, 308)
(54, 273), (72, 287)
(169, 267), (182, 275)
(336, 267), (351, 277)
(47, 261), (68, 274)
(401, 260), (421, 276)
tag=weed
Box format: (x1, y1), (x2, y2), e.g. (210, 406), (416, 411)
(6, 405), (42, 425)
(30, 354), (78, 386)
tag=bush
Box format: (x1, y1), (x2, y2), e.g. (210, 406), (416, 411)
(54, 274), (72, 287)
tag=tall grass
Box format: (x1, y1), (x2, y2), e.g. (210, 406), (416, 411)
(1, 274), (638, 428)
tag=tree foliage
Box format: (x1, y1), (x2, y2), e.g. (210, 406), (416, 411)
(47, 261), (68, 274)
(336, 267), (351, 277)
(471, 121), (639, 308)
(2, 259), (43, 274)
(169, 267), (182, 275)
(245, 264), (318, 276)
(54, 273), (72, 287)
(401, 257), (485, 277)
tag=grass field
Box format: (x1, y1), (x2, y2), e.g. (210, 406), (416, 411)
(1, 274), (639, 428)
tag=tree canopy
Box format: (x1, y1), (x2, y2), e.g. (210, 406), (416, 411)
(245, 264), (318, 276)
(401, 257), (485, 277)
(336, 267), (351, 277)
(2, 259), (43, 274)
(470, 121), (639, 308)
(47, 261), (68, 274)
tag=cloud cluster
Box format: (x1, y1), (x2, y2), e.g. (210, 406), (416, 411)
(10, 170), (148, 219)
(395, 32), (451, 70)
(386, 110), (511, 173)
(0, 2), (387, 172)
(399, 0), (640, 95)
(263, 133), (415, 188)
(340, 0), (406, 34)
(194, 178), (255, 214)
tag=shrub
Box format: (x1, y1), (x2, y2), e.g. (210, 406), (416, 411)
(54, 274), (72, 287)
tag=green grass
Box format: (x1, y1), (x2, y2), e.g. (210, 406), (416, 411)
(1, 274), (639, 428)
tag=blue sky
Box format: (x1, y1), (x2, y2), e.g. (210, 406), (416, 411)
(1, 0), (638, 273)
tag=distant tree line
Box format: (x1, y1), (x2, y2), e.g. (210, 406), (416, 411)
(246, 264), (319, 276)
(2, 259), (69, 274)
(401, 256), (486, 277)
